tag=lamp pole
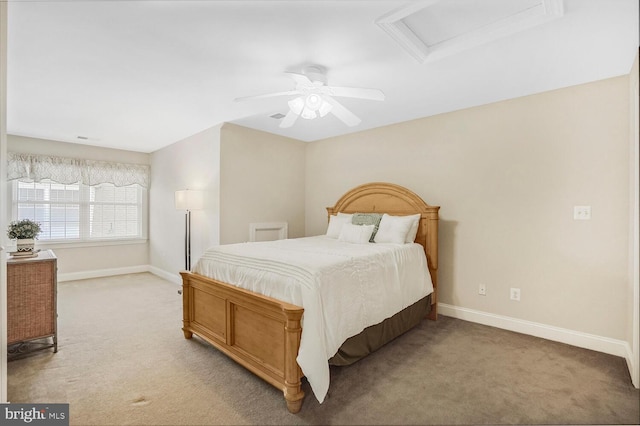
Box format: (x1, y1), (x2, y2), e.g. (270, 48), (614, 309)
(184, 209), (191, 271)
(175, 189), (204, 272)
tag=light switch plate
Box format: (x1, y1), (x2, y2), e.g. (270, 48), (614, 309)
(573, 206), (591, 220)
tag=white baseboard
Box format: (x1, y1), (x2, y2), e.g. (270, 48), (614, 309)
(439, 303), (634, 378)
(625, 342), (639, 389)
(58, 264), (184, 286)
(147, 266), (182, 286)
(57, 265), (151, 282)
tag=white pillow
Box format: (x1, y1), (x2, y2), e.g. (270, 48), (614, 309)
(326, 214), (352, 238)
(338, 223), (375, 244)
(404, 214), (421, 243)
(374, 213), (420, 244)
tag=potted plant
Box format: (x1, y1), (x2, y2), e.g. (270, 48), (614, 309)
(7, 219), (42, 252)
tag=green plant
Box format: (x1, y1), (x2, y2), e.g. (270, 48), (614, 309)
(7, 219), (42, 240)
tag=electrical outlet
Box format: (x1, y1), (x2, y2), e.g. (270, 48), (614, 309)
(510, 287), (521, 301)
(478, 284), (486, 296)
(573, 205), (591, 220)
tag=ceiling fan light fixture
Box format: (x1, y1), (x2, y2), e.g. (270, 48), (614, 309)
(300, 108), (317, 120)
(304, 93), (323, 111)
(288, 97), (304, 115)
(240, 65), (384, 128)
(318, 100), (333, 117)
(288, 94), (331, 120)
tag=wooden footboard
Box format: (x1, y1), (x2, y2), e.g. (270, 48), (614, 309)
(180, 271), (305, 413)
(180, 182), (439, 414)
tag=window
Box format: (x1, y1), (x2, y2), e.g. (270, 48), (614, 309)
(90, 183), (142, 239)
(7, 152), (150, 245)
(13, 179), (147, 243)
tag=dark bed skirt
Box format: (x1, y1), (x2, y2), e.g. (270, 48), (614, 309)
(328, 295), (431, 366)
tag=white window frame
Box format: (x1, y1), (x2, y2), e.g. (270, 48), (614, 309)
(9, 179), (148, 249)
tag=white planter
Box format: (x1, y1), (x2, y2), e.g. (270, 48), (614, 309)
(16, 238), (35, 252)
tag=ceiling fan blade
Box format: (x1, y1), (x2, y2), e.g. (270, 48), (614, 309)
(279, 110), (299, 128)
(285, 71), (313, 86)
(324, 96), (361, 127)
(234, 90), (301, 102)
(324, 86), (385, 101)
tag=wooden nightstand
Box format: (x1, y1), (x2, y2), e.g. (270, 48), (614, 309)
(7, 249), (58, 359)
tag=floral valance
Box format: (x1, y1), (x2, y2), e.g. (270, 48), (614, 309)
(7, 152), (150, 188)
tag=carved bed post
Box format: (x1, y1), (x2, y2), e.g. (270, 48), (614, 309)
(181, 272), (193, 339)
(283, 308), (304, 413)
(425, 208), (439, 320)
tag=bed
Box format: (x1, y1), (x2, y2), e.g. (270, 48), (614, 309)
(180, 182), (440, 413)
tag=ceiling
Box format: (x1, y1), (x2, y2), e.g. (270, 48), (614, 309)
(6, 0), (639, 153)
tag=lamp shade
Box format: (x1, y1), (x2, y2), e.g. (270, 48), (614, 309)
(175, 189), (204, 211)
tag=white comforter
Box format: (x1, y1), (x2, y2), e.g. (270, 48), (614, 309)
(192, 235), (433, 403)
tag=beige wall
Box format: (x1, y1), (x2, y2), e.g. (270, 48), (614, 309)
(149, 123), (305, 281)
(1, 0), (8, 401)
(219, 123), (306, 244)
(306, 75), (630, 341)
(6, 135), (150, 277)
(149, 124), (222, 281)
(628, 52), (639, 387)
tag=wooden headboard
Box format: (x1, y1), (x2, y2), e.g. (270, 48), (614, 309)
(326, 182), (440, 319)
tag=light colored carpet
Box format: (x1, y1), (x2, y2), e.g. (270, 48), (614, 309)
(7, 273), (640, 425)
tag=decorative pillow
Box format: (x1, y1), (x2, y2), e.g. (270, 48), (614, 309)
(326, 214), (352, 238)
(351, 213), (383, 242)
(338, 223), (375, 244)
(404, 214), (421, 243)
(374, 213), (421, 244)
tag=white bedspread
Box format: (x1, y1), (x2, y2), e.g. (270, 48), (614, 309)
(192, 235), (433, 403)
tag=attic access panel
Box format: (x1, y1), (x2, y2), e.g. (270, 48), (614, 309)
(376, 0), (564, 63)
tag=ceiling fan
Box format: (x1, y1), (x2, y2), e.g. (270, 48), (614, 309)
(234, 65), (385, 128)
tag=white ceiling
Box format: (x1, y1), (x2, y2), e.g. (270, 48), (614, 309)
(6, 0), (639, 153)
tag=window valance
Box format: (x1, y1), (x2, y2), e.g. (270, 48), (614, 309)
(7, 152), (150, 188)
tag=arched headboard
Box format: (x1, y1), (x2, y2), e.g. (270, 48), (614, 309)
(326, 182), (440, 319)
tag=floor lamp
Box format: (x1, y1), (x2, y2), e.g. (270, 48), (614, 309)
(175, 189), (204, 271)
